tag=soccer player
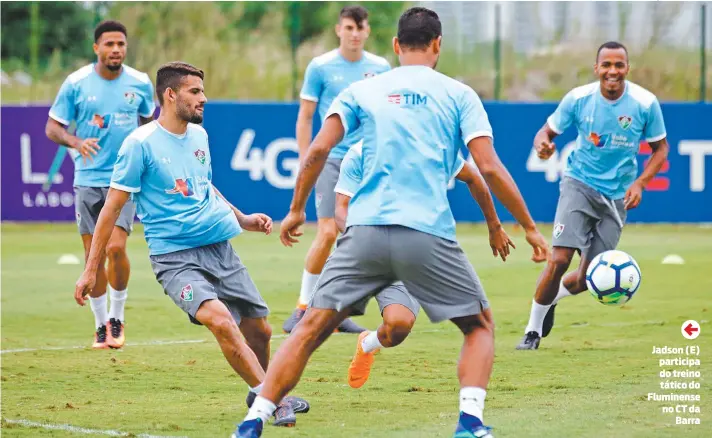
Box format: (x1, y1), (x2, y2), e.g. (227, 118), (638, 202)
(45, 20), (155, 349)
(516, 41), (669, 350)
(283, 5), (391, 334)
(74, 61), (309, 427)
(235, 8), (549, 437)
(336, 144), (515, 389)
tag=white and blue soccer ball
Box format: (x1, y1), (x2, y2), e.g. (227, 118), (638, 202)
(585, 250), (642, 306)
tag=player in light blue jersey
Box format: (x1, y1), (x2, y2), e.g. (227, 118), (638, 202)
(74, 62), (310, 427)
(336, 144), (515, 390)
(45, 21), (156, 350)
(284, 5), (391, 334)
(237, 8), (548, 438)
(516, 41), (670, 350)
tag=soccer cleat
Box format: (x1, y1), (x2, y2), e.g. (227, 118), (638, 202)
(282, 307), (306, 334)
(336, 317), (366, 334)
(246, 392), (310, 414)
(541, 304), (557, 338)
(107, 318), (125, 349)
(92, 325), (109, 349)
(347, 331), (378, 388)
(453, 412), (494, 438)
(272, 401), (296, 427)
(231, 418), (263, 438)
(515, 331), (541, 350)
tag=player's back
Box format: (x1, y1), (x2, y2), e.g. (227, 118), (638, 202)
(336, 65), (492, 241)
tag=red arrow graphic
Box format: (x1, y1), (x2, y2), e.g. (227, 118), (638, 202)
(684, 323), (699, 336)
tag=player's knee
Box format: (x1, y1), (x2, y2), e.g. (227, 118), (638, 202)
(317, 220), (339, 244)
(105, 241), (126, 261)
(550, 251), (573, 273)
(206, 314), (239, 339)
(247, 320), (272, 346)
(384, 317), (413, 346)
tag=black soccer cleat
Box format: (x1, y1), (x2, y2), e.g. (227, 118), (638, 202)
(272, 401), (296, 427)
(246, 392), (310, 414)
(541, 304), (557, 338)
(282, 307), (306, 334)
(516, 331), (541, 350)
(336, 317), (366, 334)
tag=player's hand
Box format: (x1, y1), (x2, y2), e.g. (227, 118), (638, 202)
(77, 138), (100, 164)
(489, 225), (516, 261)
(240, 213), (273, 235)
(525, 228), (550, 263)
(624, 181), (644, 210)
(535, 140), (556, 160)
(280, 210), (306, 247)
(74, 270), (97, 306)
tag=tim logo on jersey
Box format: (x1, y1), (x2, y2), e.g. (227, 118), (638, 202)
(89, 114), (111, 129)
(165, 178), (195, 197)
(387, 91), (428, 106)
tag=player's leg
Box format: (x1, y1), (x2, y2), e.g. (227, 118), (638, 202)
(239, 317), (272, 372)
(76, 186), (110, 349)
(348, 283), (419, 388)
(238, 226), (393, 435)
(284, 159), (365, 334)
(518, 177), (598, 349)
(390, 226), (495, 436)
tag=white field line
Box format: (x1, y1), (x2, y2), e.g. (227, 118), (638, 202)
(2, 418), (188, 438)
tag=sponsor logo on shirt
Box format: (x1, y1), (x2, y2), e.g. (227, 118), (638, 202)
(165, 178), (195, 197)
(387, 93), (427, 105)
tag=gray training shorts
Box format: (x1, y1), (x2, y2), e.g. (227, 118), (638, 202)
(310, 225), (489, 323)
(314, 158), (342, 219)
(74, 186), (135, 235)
(149, 240), (269, 326)
(349, 281), (421, 318)
(552, 176), (627, 260)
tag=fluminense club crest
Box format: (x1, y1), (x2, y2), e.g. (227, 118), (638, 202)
(194, 149), (206, 165)
(618, 115), (632, 130)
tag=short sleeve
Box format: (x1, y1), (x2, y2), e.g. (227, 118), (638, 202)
(111, 137), (145, 193)
(334, 146), (363, 197)
(326, 87), (361, 136)
(138, 80), (156, 118)
(459, 87), (493, 145)
(644, 98), (666, 143)
(49, 78), (76, 126)
(546, 91), (576, 134)
(450, 153), (466, 180)
(300, 60), (323, 102)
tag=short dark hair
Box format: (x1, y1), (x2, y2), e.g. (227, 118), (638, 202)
(397, 7), (442, 50)
(156, 62), (205, 106)
(596, 41), (628, 62)
(94, 20), (127, 43)
(339, 5), (368, 29)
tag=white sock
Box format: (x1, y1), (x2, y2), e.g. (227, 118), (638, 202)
(552, 282), (573, 305)
(298, 270), (320, 306)
(361, 331), (383, 353)
(89, 293), (108, 329)
(460, 387), (486, 421)
(524, 300), (551, 336)
(108, 287), (127, 322)
(244, 395), (276, 422)
(249, 383), (263, 395)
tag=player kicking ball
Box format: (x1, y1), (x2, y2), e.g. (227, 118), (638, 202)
(74, 61), (309, 427)
(335, 144), (515, 389)
(235, 8), (548, 438)
(46, 20), (155, 349)
(516, 41), (669, 350)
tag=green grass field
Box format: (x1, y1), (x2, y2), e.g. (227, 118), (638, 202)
(1, 223), (710, 437)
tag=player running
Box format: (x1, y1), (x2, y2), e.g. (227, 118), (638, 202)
(235, 8), (549, 438)
(516, 41), (669, 350)
(337, 144), (515, 389)
(283, 5), (391, 334)
(46, 20), (155, 349)
(74, 62), (309, 427)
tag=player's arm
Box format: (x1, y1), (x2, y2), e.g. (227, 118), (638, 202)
(625, 99), (669, 209)
(138, 78), (156, 126)
(334, 193), (350, 233)
(212, 185), (272, 234)
(139, 115), (154, 125)
(46, 78), (100, 162)
(74, 187), (130, 305)
(535, 91), (576, 160)
(296, 99), (318, 160)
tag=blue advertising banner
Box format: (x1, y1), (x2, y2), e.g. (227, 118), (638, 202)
(2, 102), (711, 223)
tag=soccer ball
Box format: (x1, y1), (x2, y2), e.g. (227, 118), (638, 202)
(585, 250), (641, 305)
